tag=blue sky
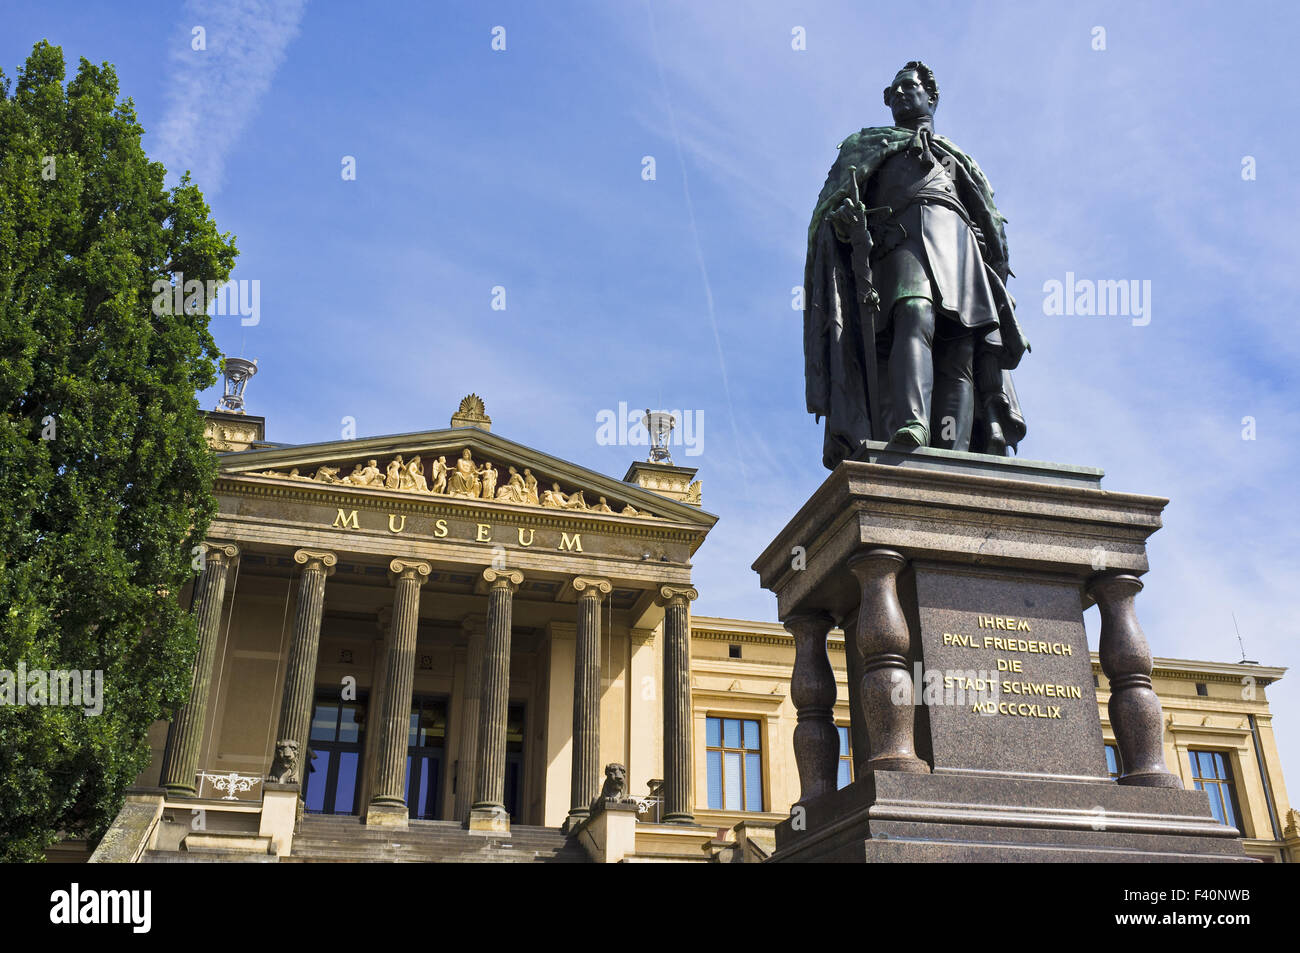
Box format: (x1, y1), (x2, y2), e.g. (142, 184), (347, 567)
(6, 1), (1298, 787)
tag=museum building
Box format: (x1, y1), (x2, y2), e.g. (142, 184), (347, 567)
(83, 393), (1298, 863)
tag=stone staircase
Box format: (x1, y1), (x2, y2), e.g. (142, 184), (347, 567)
(142, 813), (591, 863)
(286, 814), (591, 863)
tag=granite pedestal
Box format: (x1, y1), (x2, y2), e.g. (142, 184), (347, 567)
(752, 442), (1249, 862)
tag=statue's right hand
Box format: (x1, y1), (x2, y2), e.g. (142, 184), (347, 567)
(830, 197), (868, 243)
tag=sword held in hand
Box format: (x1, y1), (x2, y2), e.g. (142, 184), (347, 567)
(833, 165), (894, 443)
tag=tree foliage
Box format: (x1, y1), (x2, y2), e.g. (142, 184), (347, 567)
(0, 41), (237, 861)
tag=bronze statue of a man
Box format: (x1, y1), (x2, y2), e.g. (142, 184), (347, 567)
(804, 61), (1029, 468)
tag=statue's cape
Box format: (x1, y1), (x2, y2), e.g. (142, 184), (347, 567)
(804, 126), (1028, 468)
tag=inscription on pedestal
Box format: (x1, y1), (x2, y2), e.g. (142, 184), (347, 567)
(912, 564), (1108, 780)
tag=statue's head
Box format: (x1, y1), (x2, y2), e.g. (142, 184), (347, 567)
(605, 763), (627, 787)
(883, 60), (938, 123)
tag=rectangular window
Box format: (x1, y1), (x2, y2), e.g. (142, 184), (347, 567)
(837, 726), (853, 789)
(1187, 749), (1241, 829)
(706, 716), (763, 811)
(1103, 743), (1122, 780)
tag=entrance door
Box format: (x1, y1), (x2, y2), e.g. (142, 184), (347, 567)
(304, 693), (366, 815)
(406, 695), (448, 819)
(504, 702), (525, 821)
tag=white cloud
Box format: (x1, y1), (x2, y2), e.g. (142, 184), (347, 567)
(154, 0), (308, 193)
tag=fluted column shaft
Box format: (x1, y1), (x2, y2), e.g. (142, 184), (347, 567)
(567, 577), (611, 827)
(659, 585), (698, 824)
(472, 569), (523, 821)
(454, 616), (486, 821)
(370, 560), (430, 812)
(267, 549), (336, 784)
(848, 549), (928, 774)
(1089, 572), (1181, 788)
(162, 542), (239, 796)
(786, 610), (839, 802)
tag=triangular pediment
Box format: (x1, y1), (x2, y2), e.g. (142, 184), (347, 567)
(215, 427), (716, 528)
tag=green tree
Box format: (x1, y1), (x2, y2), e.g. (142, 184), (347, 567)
(0, 41), (237, 861)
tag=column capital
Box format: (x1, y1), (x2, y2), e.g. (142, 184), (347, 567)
(294, 549), (337, 574)
(202, 541), (241, 563)
(655, 584), (698, 608)
(389, 558), (431, 584)
(571, 575), (613, 599)
(482, 567), (523, 592)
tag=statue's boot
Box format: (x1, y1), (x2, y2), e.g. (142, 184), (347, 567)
(983, 405), (1007, 455)
(891, 419), (930, 448)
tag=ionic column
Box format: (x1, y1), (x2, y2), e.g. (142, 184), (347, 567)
(848, 549), (928, 773)
(162, 542), (240, 796)
(657, 584), (698, 824)
(266, 549), (336, 786)
(1089, 572), (1181, 788)
(469, 568), (523, 832)
(785, 610), (839, 802)
(566, 576), (612, 831)
(453, 614), (486, 821)
(366, 558), (431, 826)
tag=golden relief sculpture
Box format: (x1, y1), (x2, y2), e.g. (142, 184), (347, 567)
(250, 446), (660, 518)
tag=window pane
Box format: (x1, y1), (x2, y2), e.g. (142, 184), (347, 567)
(745, 752), (762, 811)
(415, 757), (429, 818)
(338, 704), (362, 744)
(310, 704), (338, 742)
(304, 751), (331, 812)
(743, 720), (760, 750)
(1221, 788), (1238, 829)
(707, 751), (722, 810)
(335, 752), (358, 814)
(838, 726), (850, 757)
(1206, 786), (1225, 824)
(1105, 745), (1119, 776)
(706, 717), (721, 748)
(724, 719), (741, 748)
(724, 752), (742, 810)
(838, 759), (852, 790)
(1212, 752), (1228, 780)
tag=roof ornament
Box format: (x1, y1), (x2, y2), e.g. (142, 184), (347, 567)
(217, 357), (258, 413)
(451, 393), (492, 431)
(644, 409), (675, 465)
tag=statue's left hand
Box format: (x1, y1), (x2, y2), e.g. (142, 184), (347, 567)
(830, 197), (869, 244)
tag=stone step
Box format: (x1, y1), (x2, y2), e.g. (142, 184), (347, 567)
(142, 850), (280, 863)
(287, 815), (591, 863)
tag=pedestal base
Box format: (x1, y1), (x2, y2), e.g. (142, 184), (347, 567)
(467, 806), (511, 835)
(771, 771), (1251, 863)
(364, 802), (409, 829)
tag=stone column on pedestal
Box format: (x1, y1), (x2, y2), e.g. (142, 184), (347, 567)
(1089, 572), (1181, 789)
(565, 576), (612, 832)
(847, 549), (928, 774)
(359, 607), (392, 811)
(162, 542), (240, 796)
(453, 614), (486, 821)
(657, 584), (698, 824)
(469, 568), (523, 833)
(366, 558), (431, 827)
(785, 609), (839, 802)
(265, 549), (337, 786)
